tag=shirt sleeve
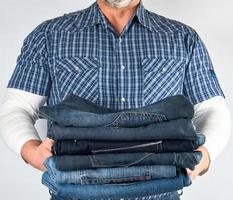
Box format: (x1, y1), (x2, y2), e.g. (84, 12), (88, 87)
(7, 20), (51, 96)
(183, 30), (225, 105)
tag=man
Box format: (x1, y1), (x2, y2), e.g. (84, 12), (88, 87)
(0, 0), (231, 199)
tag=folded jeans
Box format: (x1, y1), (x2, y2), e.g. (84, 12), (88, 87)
(55, 151), (202, 171)
(48, 118), (197, 141)
(52, 134), (205, 156)
(49, 191), (180, 200)
(39, 94), (194, 127)
(42, 168), (190, 200)
(44, 156), (177, 184)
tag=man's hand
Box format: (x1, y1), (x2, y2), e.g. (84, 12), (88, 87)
(186, 146), (211, 180)
(21, 138), (54, 171)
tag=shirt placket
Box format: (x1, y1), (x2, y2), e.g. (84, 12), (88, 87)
(117, 35), (126, 110)
(113, 21), (135, 110)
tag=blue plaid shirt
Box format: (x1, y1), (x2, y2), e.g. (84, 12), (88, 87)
(8, 1), (224, 110)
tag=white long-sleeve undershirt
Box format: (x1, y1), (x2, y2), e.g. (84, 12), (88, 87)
(0, 88), (231, 166)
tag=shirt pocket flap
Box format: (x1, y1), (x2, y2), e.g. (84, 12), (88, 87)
(141, 57), (185, 73)
(55, 57), (99, 73)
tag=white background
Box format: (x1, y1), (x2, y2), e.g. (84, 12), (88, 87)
(0, 0), (232, 199)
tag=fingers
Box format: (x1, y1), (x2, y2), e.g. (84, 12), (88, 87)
(186, 168), (198, 181)
(24, 138), (54, 172)
(186, 168), (193, 176)
(43, 148), (53, 157)
(43, 138), (54, 151)
(44, 137), (54, 146)
(186, 168), (195, 180)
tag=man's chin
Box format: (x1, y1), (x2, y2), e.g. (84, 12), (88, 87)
(104, 0), (133, 8)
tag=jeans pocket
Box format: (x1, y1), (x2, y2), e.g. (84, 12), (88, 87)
(105, 111), (167, 128)
(80, 175), (152, 185)
(157, 142), (164, 153)
(91, 141), (162, 154)
(90, 153), (152, 168)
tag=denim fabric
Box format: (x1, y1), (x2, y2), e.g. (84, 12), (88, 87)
(52, 134), (205, 156)
(49, 191), (180, 200)
(44, 156), (177, 184)
(42, 168), (190, 199)
(50, 194), (73, 200)
(48, 118), (196, 141)
(39, 94), (194, 127)
(40, 90), (197, 200)
(55, 151), (202, 171)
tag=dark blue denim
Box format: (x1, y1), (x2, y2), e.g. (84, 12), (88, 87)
(39, 94), (194, 127)
(48, 118), (197, 141)
(42, 168), (189, 200)
(55, 151), (202, 171)
(52, 134), (205, 156)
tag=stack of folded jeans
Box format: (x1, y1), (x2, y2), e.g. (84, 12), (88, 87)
(39, 94), (205, 200)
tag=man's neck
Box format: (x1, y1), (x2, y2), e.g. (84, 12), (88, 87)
(96, 0), (140, 35)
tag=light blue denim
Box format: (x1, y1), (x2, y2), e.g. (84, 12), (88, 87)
(44, 156), (177, 184)
(42, 169), (190, 199)
(49, 191), (180, 200)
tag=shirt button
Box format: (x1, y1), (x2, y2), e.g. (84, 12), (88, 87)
(120, 198), (124, 200)
(121, 97), (125, 102)
(119, 37), (122, 43)
(121, 65), (125, 70)
(161, 67), (167, 73)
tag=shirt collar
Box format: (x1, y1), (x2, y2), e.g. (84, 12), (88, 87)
(134, 1), (153, 32)
(81, 1), (153, 32)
